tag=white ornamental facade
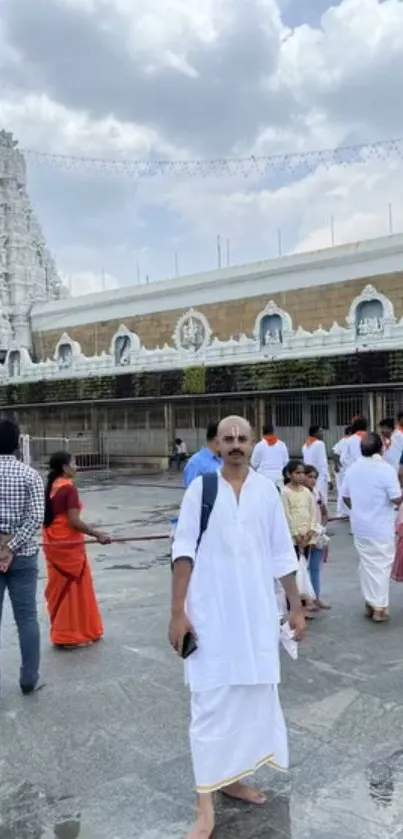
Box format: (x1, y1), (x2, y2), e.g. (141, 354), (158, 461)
(0, 129), (67, 352)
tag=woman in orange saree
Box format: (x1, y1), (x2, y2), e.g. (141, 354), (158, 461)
(43, 451), (110, 648)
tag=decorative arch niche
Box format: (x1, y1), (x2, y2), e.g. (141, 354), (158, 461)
(346, 284), (395, 338)
(54, 333), (81, 369)
(7, 349), (20, 377)
(254, 301), (293, 348)
(110, 325), (140, 366)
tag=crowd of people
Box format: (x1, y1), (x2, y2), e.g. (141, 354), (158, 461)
(171, 411), (403, 838)
(2, 409), (403, 839)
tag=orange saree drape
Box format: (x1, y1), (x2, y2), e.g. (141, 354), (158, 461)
(43, 477), (103, 646)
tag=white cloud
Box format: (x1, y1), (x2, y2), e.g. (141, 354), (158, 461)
(60, 269), (120, 296)
(279, 0), (403, 135)
(0, 93), (178, 157)
(146, 150), (403, 266)
(1, 0), (403, 287)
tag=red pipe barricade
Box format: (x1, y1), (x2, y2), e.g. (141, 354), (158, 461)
(40, 515), (347, 548)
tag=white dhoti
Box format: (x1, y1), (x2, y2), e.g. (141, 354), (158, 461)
(190, 684), (288, 794)
(354, 537), (395, 608)
(336, 472), (349, 517)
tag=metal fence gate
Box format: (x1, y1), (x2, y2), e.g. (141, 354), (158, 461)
(21, 435), (110, 473)
(16, 386), (403, 470)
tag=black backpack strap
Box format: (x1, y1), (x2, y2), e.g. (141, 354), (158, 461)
(197, 471), (219, 550)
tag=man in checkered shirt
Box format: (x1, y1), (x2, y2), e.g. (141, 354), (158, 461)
(0, 419), (45, 695)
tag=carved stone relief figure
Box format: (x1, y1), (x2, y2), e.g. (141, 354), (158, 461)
(179, 316), (206, 351)
(8, 350), (20, 377)
(260, 313), (283, 348)
(355, 300), (384, 338)
(58, 343), (73, 369)
(114, 334), (131, 366)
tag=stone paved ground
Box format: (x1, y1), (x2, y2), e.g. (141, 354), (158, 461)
(2, 475), (403, 839)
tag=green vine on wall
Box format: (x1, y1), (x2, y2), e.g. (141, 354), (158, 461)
(2, 349), (403, 407)
(182, 366), (206, 394)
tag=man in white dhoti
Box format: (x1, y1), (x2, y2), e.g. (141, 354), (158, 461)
(251, 423), (289, 618)
(302, 425), (329, 503)
(251, 423), (289, 489)
(333, 425), (352, 517)
(169, 415), (305, 839)
(341, 432), (402, 623)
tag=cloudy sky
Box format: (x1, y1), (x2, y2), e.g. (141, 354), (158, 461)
(1, 0), (403, 295)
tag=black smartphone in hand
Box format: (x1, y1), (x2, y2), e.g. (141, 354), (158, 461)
(181, 631), (197, 659)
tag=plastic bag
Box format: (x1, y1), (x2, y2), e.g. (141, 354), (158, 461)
(296, 554), (315, 600)
(314, 524), (330, 550)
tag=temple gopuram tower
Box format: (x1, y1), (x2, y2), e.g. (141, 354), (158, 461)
(0, 129), (67, 354)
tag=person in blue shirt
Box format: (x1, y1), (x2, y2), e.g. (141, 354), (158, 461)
(183, 420), (222, 487)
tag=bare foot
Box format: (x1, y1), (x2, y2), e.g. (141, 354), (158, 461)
(305, 601), (320, 612)
(372, 609), (389, 623)
(316, 599), (332, 610)
(185, 811), (215, 838)
(221, 782), (267, 805)
(365, 602), (374, 619)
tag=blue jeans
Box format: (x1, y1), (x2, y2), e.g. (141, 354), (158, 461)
(0, 553), (40, 689)
(308, 547), (323, 600)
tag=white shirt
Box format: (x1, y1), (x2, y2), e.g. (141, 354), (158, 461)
(178, 441), (188, 455)
(302, 439), (329, 501)
(333, 437), (350, 474)
(393, 427), (403, 457)
(172, 469), (298, 692)
(382, 428), (403, 470)
(341, 455), (401, 542)
(382, 434), (402, 470)
(343, 433), (365, 470)
(251, 438), (289, 484)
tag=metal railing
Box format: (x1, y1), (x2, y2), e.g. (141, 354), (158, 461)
(20, 435), (110, 473)
(20, 435), (68, 470)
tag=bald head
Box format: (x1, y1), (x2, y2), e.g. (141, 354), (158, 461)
(217, 415), (253, 468)
(218, 415), (251, 438)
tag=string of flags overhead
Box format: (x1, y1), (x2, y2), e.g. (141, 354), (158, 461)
(19, 136), (403, 179)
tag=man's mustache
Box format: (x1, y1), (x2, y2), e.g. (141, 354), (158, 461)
(228, 449), (244, 456)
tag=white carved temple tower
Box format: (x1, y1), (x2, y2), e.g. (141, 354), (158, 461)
(0, 129), (67, 354)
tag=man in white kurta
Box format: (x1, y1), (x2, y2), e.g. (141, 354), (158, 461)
(342, 416), (368, 471)
(169, 415), (304, 839)
(379, 418), (402, 471)
(251, 423), (289, 488)
(333, 426), (352, 517)
(341, 432), (402, 622)
(393, 413), (403, 460)
(302, 425), (329, 503)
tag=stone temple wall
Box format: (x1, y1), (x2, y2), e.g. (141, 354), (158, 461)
(33, 270), (403, 360)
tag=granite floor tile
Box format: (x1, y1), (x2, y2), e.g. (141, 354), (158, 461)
(2, 482), (403, 838)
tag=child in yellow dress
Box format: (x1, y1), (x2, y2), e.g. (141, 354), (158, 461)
(282, 459), (317, 615)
